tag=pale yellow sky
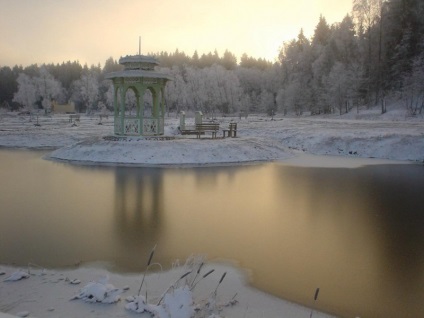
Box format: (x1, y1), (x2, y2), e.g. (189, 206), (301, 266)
(0, 0), (352, 67)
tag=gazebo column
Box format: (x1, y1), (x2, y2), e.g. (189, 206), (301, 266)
(139, 87), (145, 133)
(153, 88), (159, 118)
(160, 87), (165, 117)
(120, 85), (126, 135)
(151, 87), (162, 135)
(134, 88), (141, 135)
(113, 86), (118, 117)
(135, 89), (141, 117)
(140, 86), (144, 133)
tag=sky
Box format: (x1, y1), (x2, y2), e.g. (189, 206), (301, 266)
(0, 0), (352, 68)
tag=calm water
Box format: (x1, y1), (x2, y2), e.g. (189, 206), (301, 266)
(0, 149), (423, 318)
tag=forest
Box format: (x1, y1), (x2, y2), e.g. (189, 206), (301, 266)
(0, 0), (423, 117)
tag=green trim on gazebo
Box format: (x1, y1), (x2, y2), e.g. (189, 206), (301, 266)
(106, 55), (171, 136)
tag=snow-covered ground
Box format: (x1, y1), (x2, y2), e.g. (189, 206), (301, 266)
(0, 260), (333, 318)
(0, 110), (422, 166)
(0, 108), (423, 317)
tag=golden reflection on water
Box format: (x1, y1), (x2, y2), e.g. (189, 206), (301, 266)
(158, 165), (384, 317)
(1, 150), (423, 318)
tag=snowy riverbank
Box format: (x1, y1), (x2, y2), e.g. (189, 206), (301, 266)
(0, 261), (334, 318)
(0, 111), (423, 166)
(0, 109), (423, 317)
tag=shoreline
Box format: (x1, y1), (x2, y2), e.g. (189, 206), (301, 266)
(45, 152), (417, 169)
(0, 261), (336, 318)
(1, 143), (417, 169)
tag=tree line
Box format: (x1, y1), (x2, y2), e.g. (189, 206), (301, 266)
(1, 0), (423, 116)
(277, 0), (424, 116)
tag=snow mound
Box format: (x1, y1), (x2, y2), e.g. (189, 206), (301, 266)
(71, 276), (123, 304)
(126, 286), (195, 318)
(125, 295), (157, 314)
(3, 271), (29, 282)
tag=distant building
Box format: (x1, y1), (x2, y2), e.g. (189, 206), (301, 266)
(51, 100), (76, 114)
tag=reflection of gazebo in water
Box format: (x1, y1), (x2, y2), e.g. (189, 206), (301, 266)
(106, 55), (171, 136)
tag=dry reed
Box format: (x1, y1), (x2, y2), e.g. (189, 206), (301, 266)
(137, 244), (157, 296)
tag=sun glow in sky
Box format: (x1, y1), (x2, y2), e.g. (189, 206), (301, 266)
(0, 0), (352, 67)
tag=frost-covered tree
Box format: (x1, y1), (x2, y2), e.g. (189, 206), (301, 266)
(352, 0), (384, 105)
(102, 57), (123, 75)
(401, 49), (424, 115)
(71, 72), (99, 113)
(332, 15), (358, 65)
(34, 67), (63, 112)
(222, 69), (243, 113)
(104, 81), (114, 110)
(13, 68), (63, 113)
(279, 29), (314, 112)
(13, 73), (37, 111)
(163, 64), (242, 116)
(276, 88), (288, 115)
(221, 50), (237, 70)
(258, 89), (275, 115)
(185, 66), (204, 110)
(283, 81), (303, 115)
(313, 15), (332, 47)
(164, 66), (188, 114)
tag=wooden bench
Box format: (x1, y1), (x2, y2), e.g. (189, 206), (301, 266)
(223, 122), (237, 138)
(195, 123), (220, 139)
(69, 114), (80, 123)
(180, 129), (204, 136)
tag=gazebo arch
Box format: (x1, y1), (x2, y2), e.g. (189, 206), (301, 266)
(107, 55), (171, 136)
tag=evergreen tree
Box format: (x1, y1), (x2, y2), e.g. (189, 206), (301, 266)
(312, 15), (331, 46)
(221, 50), (237, 70)
(0, 66), (18, 106)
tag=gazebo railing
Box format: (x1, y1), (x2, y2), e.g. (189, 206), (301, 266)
(142, 117), (164, 135)
(114, 116), (164, 136)
(124, 117), (141, 135)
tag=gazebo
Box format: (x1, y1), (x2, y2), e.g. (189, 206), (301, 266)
(106, 55), (171, 136)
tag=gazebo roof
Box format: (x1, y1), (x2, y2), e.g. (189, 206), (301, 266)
(119, 55), (159, 66)
(106, 69), (172, 81)
(106, 54), (171, 81)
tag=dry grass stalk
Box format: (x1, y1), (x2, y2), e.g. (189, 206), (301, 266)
(157, 270), (192, 305)
(309, 287), (320, 318)
(190, 268), (215, 291)
(137, 244), (157, 296)
(213, 272), (227, 295)
(189, 262), (204, 286)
